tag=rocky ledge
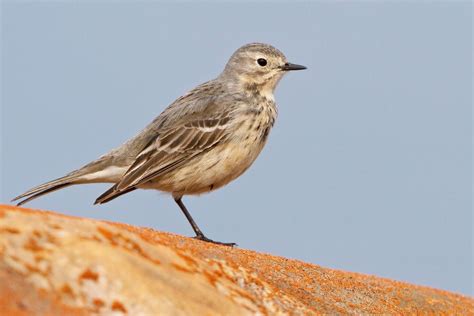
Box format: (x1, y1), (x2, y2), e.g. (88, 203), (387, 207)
(0, 204), (472, 315)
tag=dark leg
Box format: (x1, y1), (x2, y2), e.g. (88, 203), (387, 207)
(173, 196), (236, 247)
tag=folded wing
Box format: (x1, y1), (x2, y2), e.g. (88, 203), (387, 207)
(94, 115), (233, 204)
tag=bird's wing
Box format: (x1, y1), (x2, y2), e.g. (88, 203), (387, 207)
(95, 111), (236, 204)
(119, 115), (233, 189)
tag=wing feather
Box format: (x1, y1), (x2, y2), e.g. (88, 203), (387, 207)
(102, 114), (234, 199)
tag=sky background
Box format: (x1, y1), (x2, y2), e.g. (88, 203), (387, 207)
(1, 1), (472, 296)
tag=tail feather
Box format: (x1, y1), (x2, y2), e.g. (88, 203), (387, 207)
(11, 173), (83, 206)
(14, 182), (74, 206)
(12, 176), (72, 201)
(11, 154), (127, 206)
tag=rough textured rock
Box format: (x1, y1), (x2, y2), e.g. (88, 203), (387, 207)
(0, 204), (472, 315)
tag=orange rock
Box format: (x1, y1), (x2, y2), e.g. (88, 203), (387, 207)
(0, 204), (472, 315)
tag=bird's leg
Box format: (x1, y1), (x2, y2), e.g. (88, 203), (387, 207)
(173, 197), (236, 247)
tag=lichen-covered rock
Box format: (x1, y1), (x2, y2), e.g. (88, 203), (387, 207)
(0, 205), (472, 315)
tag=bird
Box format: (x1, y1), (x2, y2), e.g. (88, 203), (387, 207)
(12, 43), (306, 246)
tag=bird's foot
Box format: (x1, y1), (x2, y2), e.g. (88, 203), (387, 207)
(193, 234), (237, 247)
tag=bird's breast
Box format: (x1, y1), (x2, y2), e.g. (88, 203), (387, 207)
(233, 98), (277, 143)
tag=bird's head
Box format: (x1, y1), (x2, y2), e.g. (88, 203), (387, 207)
(220, 43), (306, 96)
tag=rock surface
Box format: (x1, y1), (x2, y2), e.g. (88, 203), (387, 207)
(0, 204), (472, 315)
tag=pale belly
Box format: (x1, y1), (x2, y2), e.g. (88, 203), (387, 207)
(141, 139), (266, 196)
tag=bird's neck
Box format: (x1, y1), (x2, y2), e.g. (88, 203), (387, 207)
(222, 78), (275, 104)
(245, 82), (276, 103)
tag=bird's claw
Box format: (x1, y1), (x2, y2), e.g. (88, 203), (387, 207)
(193, 234), (237, 247)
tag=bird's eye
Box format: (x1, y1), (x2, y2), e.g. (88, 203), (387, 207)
(257, 58), (267, 67)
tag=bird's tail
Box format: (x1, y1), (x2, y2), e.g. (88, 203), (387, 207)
(11, 155), (122, 206)
(11, 174), (82, 206)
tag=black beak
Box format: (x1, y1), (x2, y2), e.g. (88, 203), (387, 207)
(280, 62), (307, 71)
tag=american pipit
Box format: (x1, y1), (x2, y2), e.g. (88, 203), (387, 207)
(12, 43), (306, 246)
